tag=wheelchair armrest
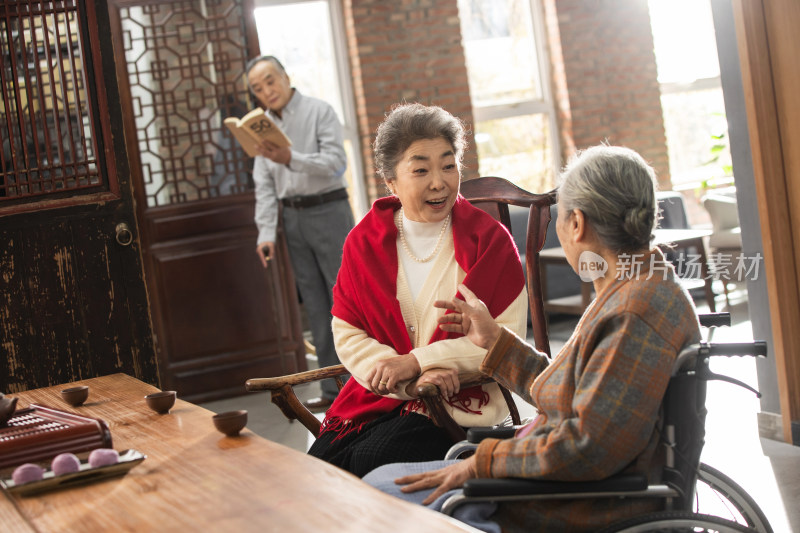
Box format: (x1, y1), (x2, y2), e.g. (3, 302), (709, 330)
(462, 473), (649, 497)
(466, 426), (519, 442)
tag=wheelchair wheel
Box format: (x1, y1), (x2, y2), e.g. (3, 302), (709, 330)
(696, 463), (773, 533)
(599, 511), (755, 532)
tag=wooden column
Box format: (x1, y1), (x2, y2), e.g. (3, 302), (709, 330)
(732, 0), (800, 443)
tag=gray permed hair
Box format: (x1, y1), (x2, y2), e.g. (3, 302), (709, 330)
(558, 145), (659, 253)
(373, 103), (467, 181)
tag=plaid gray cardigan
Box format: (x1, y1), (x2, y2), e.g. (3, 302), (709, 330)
(475, 249), (701, 532)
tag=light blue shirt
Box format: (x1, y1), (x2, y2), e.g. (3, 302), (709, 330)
(253, 90), (348, 243)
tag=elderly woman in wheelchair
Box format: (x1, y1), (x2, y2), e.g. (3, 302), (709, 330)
(363, 145), (710, 531)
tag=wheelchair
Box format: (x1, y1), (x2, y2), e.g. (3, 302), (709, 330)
(440, 335), (773, 533)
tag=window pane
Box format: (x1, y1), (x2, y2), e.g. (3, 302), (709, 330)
(1, 4), (103, 201)
(458, 0), (542, 107)
(474, 114), (553, 192)
(120, 2), (253, 207)
(254, 2), (344, 121)
(661, 87), (731, 186)
(648, 0), (720, 83)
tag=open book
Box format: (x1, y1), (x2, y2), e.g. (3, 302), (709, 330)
(223, 108), (292, 157)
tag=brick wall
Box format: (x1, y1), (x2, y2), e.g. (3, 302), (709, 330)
(343, 0), (478, 201)
(547, 0), (671, 187)
(342, 0), (671, 197)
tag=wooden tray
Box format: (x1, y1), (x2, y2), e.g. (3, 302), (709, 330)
(0, 449), (146, 497)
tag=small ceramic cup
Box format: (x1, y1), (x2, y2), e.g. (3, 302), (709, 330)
(145, 391), (177, 414)
(212, 410), (248, 437)
(60, 386), (90, 407)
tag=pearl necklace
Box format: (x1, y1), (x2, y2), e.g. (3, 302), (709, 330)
(398, 209), (451, 263)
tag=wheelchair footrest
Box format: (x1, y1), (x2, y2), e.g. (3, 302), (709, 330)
(463, 473), (649, 497)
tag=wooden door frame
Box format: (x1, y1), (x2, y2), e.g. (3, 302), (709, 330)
(104, 0), (306, 401)
(733, 0), (800, 444)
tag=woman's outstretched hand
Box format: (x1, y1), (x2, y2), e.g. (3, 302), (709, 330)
(394, 456), (478, 505)
(435, 284), (502, 350)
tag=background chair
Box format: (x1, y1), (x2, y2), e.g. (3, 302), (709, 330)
(702, 190), (742, 306)
(246, 177), (557, 443)
(528, 190), (695, 317)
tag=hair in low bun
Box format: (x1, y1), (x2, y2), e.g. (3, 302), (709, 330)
(558, 145), (658, 253)
(623, 206), (656, 249)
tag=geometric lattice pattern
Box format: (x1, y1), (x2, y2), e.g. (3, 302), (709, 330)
(119, 1), (255, 207)
(0, 0), (102, 202)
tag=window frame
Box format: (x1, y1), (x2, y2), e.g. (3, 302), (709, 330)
(0, 0), (121, 216)
(465, 0), (561, 186)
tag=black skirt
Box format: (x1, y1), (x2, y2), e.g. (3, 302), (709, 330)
(308, 406), (456, 478)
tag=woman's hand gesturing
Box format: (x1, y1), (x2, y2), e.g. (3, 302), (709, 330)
(434, 283), (502, 350)
(365, 353), (421, 395)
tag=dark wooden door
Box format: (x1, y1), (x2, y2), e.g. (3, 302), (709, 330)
(0, 0), (158, 391)
(107, 0), (306, 402)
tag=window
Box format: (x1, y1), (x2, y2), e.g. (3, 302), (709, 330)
(649, 0), (732, 190)
(119, 1), (255, 206)
(457, 0), (558, 193)
(253, 0), (367, 218)
(1, 0), (113, 209)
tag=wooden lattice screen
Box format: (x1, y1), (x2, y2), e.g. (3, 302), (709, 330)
(0, 0), (106, 204)
(118, 1), (254, 207)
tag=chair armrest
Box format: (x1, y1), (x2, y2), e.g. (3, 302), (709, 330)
(463, 474), (649, 497)
(245, 364), (349, 391)
(409, 372), (522, 443)
(245, 364), (350, 438)
(411, 371), (490, 398)
(466, 426), (519, 442)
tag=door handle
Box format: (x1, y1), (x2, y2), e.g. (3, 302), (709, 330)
(115, 222), (134, 246)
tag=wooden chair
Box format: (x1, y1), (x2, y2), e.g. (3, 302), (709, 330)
(245, 177), (558, 442)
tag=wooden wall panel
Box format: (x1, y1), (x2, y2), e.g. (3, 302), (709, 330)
(0, 212), (158, 392)
(139, 197), (306, 403)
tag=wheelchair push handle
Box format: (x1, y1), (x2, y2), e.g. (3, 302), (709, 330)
(675, 341), (768, 398)
(693, 341), (768, 398)
(698, 312), (731, 329)
(701, 340), (768, 358)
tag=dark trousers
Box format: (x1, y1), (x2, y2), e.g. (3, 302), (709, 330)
(308, 408), (456, 478)
(282, 198), (354, 399)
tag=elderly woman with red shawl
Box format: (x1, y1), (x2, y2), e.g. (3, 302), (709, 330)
(307, 103), (529, 477)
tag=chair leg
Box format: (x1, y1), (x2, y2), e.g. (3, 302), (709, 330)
(722, 280), (731, 308)
(270, 385), (322, 437)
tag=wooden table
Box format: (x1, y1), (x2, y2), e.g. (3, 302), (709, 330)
(540, 228), (716, 315)
(0, 374), (478, 532)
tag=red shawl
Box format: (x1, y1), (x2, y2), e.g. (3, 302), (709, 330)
(321, 194), (525, 438)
